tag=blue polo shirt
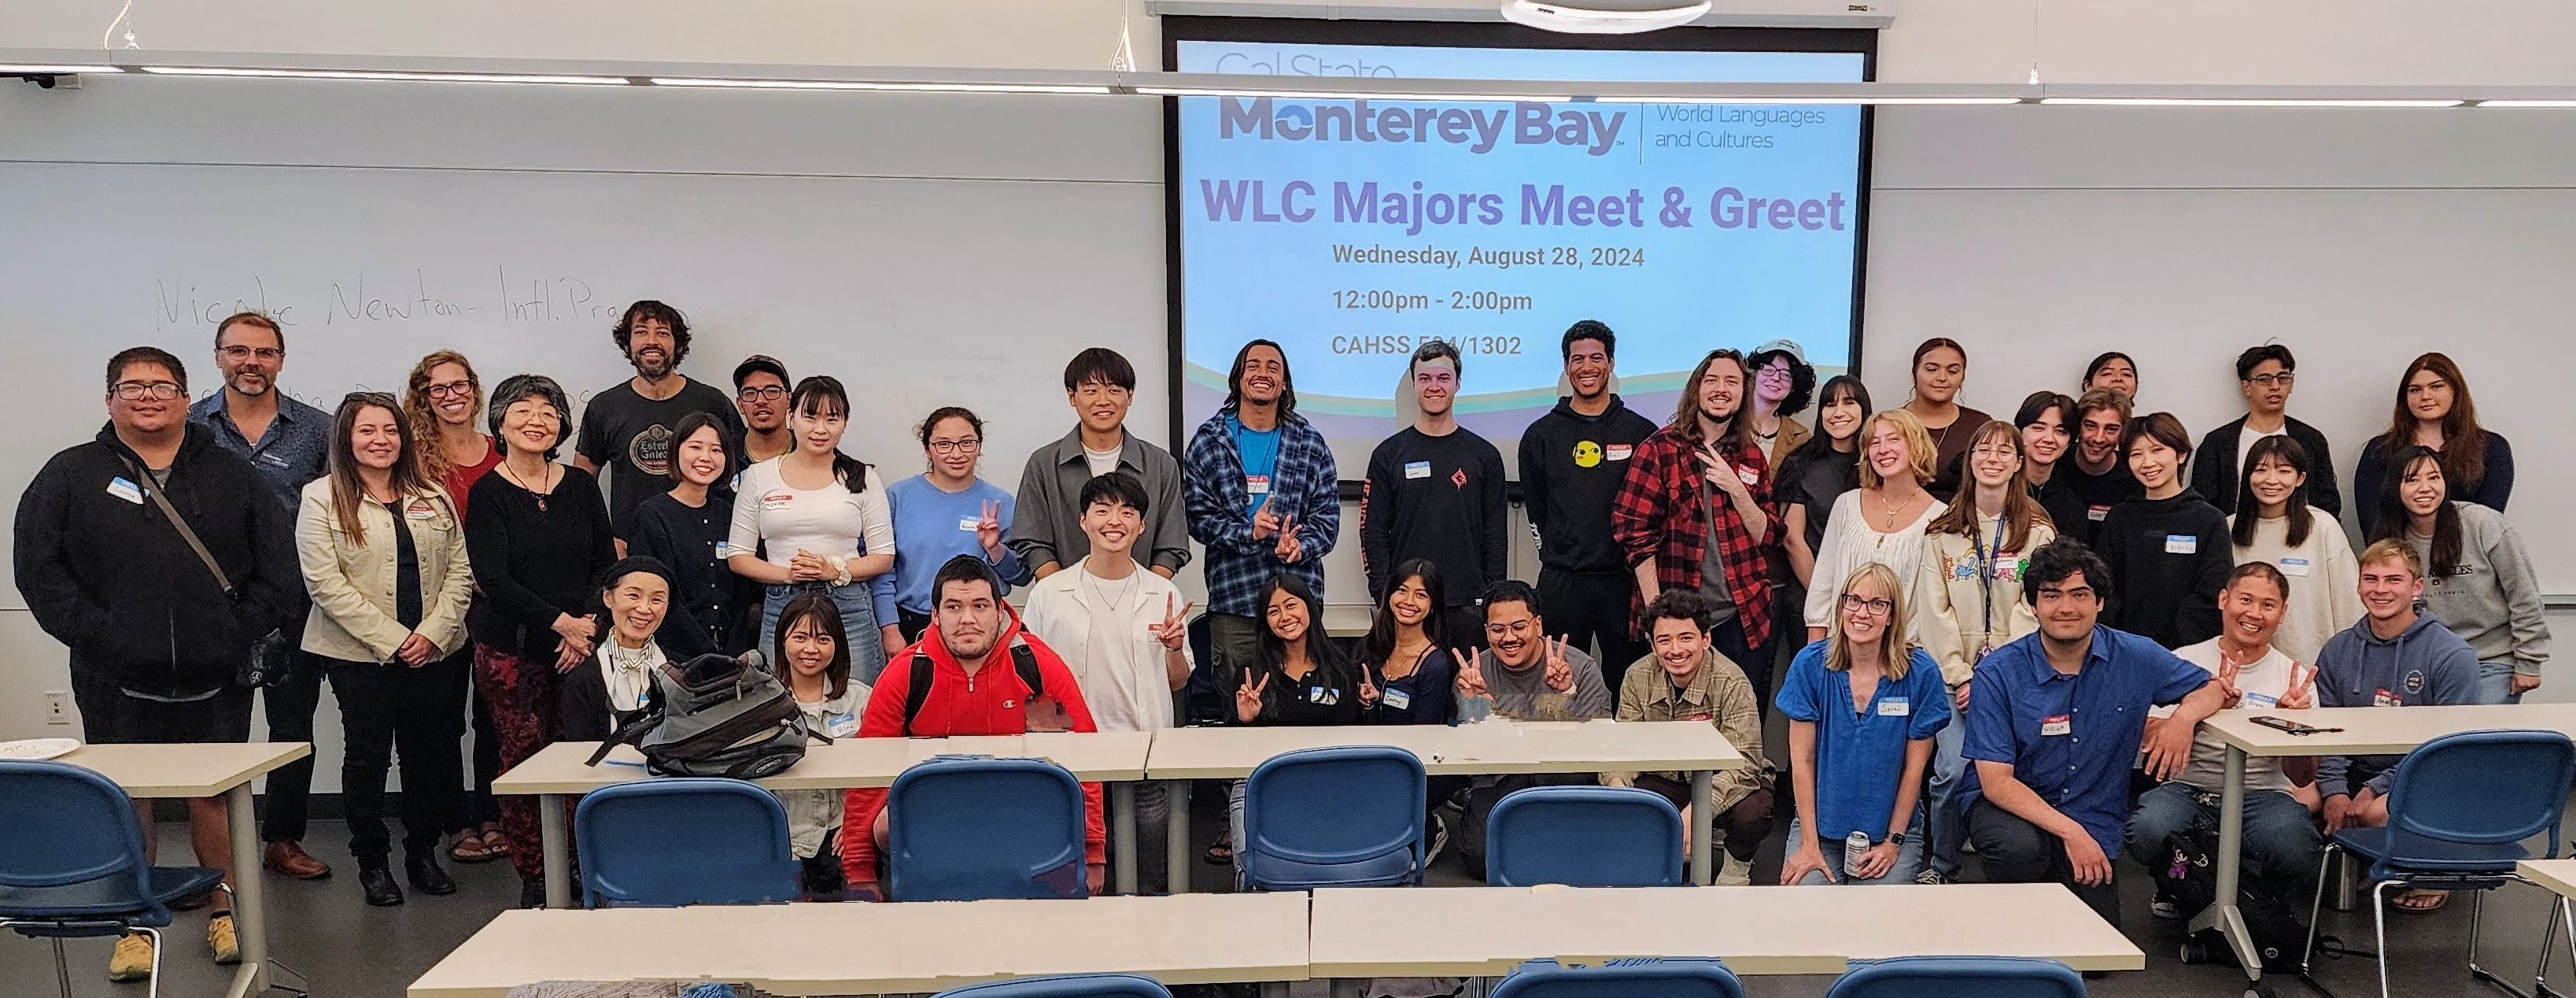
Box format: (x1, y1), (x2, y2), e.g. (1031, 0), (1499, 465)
(1960, 625), (2210, 857)
(1774, 641), (1952, 843)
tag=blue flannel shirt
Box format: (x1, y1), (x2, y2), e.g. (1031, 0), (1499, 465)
(1960, 624), (2210, 858)
(1183, 408), (1338, 616)
(189, 390), (332, 514)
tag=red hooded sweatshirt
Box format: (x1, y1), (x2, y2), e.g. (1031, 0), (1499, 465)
(840, 608), (1107, 888)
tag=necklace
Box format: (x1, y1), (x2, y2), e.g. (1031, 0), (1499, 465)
(1874, 485), (1919, 531)
(500, 460), (552, 512)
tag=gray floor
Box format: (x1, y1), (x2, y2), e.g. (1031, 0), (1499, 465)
(6, 801), (2570, 998)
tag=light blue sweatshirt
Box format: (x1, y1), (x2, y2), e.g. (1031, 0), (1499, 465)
(869, 474), (1029, 624)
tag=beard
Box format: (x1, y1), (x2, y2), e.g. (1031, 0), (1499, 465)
(632, 350), (674, 378)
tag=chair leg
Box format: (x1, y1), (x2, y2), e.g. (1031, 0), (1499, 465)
(139, 925), (164, 998)
(2373, 879), (2396, 998)
(48, 937), (71, 998)
(2535, 895), (2564, 998)
(2306, 843), (2340, 977)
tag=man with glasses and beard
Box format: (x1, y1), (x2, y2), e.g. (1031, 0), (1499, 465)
(732, 354), (794, 465)
(574, 300), (746, 540)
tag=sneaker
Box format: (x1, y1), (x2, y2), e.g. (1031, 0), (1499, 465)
(1914, 868), (1947, 885)
(108, 933), (153, 981)
(2150, 892), (2183, 920)
(1424, 812), (1451, 867)
(208, 915), (240, 965)
(1716, 853), (1754, 886)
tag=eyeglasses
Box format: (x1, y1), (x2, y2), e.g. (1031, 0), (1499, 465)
(927, 439), (981, 455)
(1970, 445), (2020, 459)
(112, 381), (184, 401)
(425, 380), (476, 400)
(1755, 364), (1793, 379)
(218, 346), (283, 362)
(1840, 593), (1895, 618)
(2247, 372), (2295, 387)
(737, 386), (788, 402)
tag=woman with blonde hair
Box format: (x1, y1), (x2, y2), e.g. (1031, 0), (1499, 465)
(1803, 409), (1945, 644)
(1776, 563), (1950, 885)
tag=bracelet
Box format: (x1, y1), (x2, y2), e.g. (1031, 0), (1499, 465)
(831, 556), (852, 587)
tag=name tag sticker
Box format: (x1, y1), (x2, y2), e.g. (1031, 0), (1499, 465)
(1605, 444), (1633, 461)
(714, 542), (736, 560)
(1309, 686), (1338, 705)
(1993, 556), (2024, 582)
(1382, 688), (1412, 711)
(2246, 692), (2279, 708)
(2087, 505), (2111, 522)
(2279, 557), (2312, 577)
(2373, 688), (2399, 708)
(1404, 460), (1432, 480)
(257, 451), (289, 468)
(2165, 534), (2198, 555)
(406, 499), (438, 519)
(1736, 466), (1762, 486)
(761, 490), (795, 510)
(958, 516), (981, 533)
(1877, 697), (1910, 717)
(2041, 713), (2072, 737)
(1246, 475), (1271, 496)
(105, 477), (143, 505)
(825, 712), (859, 738)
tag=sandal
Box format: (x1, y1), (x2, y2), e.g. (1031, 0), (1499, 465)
(1203, 835), (1234, 866)
(481, 822), (514, 856)
(2393, 889), (2450, 913)
(449, 829), (497, 863)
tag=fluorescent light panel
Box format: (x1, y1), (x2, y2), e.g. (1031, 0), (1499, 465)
(140, 66), (627, 85)
(1594, 95), (2023, 105)
(2473, 99), (2576, 108)
(1137, 87), (1571, 102)
(648, 77), (1109, 94)
(1, 63), (122, 74)
(2041, 97), (2462, 108)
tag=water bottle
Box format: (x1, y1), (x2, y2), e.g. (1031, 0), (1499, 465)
(1843, 831), (1872, 878)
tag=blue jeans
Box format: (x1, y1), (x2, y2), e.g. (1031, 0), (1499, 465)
(760, 582), (888, 686)
(1784, 815), (1926, 885)
(2124, 782), (2322, 907)
(1925, 702), (1969, 879)
(2475, 658), (2524, 705)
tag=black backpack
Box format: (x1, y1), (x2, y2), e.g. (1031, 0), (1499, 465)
(2162, 824), (2313, 972)
(901, 642), (1046, 734)
(587, 650), (827, 779)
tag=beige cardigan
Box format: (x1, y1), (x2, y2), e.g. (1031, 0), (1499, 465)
(296, 477), (474, 663)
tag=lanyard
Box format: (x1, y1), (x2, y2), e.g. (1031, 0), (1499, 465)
(1971, 514), (2001, 642)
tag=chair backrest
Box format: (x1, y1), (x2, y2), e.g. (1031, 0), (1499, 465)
(932, 973), (1172, 998)
(1486, 785), (1685, 887)
(1240, 745), (1426, 891)
(887, 755), (1089, 901)
(0, 760), (161, 920)
(1489, 958), (1745, 998)
(2385, 729), (2576, 849)
(574, 777), (798, 907)
(1821, 956), (2086, 998)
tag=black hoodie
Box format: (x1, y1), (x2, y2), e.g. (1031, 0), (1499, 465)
(2096, 488), (2233, 649)
(1518, 394), (1659, 575)
(13, 423), (301, 698)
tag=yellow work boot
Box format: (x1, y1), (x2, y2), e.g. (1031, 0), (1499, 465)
(208, 914), (240, 965)
(107, 933), (153, 981)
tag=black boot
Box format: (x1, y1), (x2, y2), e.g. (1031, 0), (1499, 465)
(518, 876), (548, 910)
(406, 852), (457, 896)
(357, 856), (405, 907)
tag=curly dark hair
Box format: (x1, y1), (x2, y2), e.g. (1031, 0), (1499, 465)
(611, 300), (692, 366)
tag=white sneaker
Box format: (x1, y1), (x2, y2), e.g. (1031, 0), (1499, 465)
(1716, 854), (1753, 886)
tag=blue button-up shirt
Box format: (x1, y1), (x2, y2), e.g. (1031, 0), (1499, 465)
(1961, 624), (2210, 856)
(189, 390), (333, 514)
(1775, 641), (1953, 843)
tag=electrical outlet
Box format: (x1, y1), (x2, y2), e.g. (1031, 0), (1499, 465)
(42, 690), (70, 725)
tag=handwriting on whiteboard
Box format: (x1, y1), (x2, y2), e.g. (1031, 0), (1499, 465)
(153, 267), (616, 331)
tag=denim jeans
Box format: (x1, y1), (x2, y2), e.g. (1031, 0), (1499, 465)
(761, 581), (888, 685)
(1925, 702), (1970, 878)
(2124, 781), (2322, 907)
(2475, 658), (2524, 705)
(1784, 814), (1927, 885)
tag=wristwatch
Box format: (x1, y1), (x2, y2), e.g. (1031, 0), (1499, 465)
(1886, 831), (1907, 847)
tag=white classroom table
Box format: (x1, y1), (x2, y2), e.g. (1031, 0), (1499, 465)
(406, 892), (1311, 998)
(1307, 883), (2142, 994)
(2196, 704), (2576, 993)
(56, 741), (314, 998)
(488, 730), (1153, 907)
(1145, 719), (1749, 886)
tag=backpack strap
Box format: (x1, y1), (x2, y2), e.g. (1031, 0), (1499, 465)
(1013, 642), (1044, 700)
(900, 650), (936, 735)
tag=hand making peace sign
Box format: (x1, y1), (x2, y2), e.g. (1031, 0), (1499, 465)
(1234, 667), (1270, 723)
(1451, 647), (1488, 700)
(1150, 593), (1194, 651)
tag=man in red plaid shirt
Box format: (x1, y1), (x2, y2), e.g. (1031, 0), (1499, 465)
(1611, 348), (1784, 712)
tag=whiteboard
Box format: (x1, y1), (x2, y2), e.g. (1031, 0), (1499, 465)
(0, 160), (1169, 604)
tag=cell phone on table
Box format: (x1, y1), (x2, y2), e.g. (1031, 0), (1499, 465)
(2249, 715), (2342, 736)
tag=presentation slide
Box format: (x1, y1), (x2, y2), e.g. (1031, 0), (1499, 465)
(1171, 37), (1866, 475)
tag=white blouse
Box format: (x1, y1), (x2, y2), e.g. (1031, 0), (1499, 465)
(728, 457), (895, 566)
(1803, 489), (1947, 634)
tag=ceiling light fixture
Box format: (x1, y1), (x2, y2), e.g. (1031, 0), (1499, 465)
(2472, 99), (2576, 108)
(1, 63), (123, 74)
(1593, 94), (2024, 105)
(1498, 0), (1714, 35)
(139, 66), (628, 85)
(2040, 97), (2463, 108)
(648, 77), (1110, 94)
(1137, 87), (1570, 102)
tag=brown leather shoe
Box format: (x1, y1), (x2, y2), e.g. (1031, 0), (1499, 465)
(263, 841), (332, 880)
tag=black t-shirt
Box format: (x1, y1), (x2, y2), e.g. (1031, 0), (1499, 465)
(1361, 427), (1508, 604)
(2059, 454), (2145, 549)
(1246, 656), (1366, 726)
(1778, 445), (1860, 553)
(576, 377), (745, 534)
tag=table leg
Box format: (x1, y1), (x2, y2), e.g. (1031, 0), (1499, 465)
(1260, 983), (1289, 998)
(1330, 978), (1365, 998)
(224, 782), (268, 996)
(1690, 770), (1715, 885)
(2187, 745), (2261, 983)
(1165, 781), (1193, 894)
(539, 793), (572, 909)
(1111, 782), (1139, 896)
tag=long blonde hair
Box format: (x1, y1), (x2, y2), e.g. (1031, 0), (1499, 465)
(1856, 409), (1937, 490)
(1825, 562), (1914, 680)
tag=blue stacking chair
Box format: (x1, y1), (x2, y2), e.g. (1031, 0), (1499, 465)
(0, 760), (228, 998)
(887, 756), (1090, 901)
(1822, 956), (2086, 998)
(1489, 958), (1745, 998)
(574, 777), (798, 907)
(1486, 785), (1685, 887)
(1241, 745), (1426, 891)
(2300, 729), (2576, 998)
(933, 973), (1172, 998)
